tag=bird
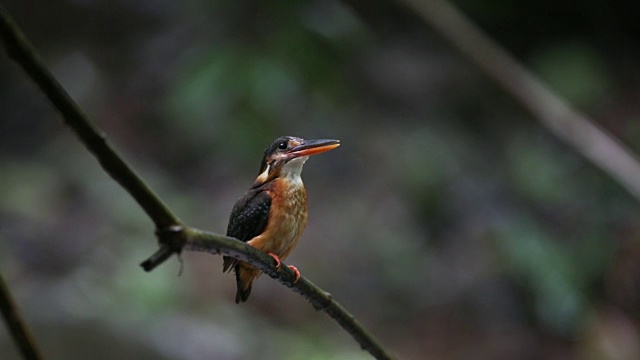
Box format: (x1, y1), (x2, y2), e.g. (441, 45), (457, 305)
(223, 136), (340, 303)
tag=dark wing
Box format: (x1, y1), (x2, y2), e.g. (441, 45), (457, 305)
(226, 188), (272, 241)
(223, 188), (271, 272)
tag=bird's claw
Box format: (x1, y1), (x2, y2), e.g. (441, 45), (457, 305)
(267, 253), (300, 283)
(267, 252), (281, 269)
(288, 265), (301, 284)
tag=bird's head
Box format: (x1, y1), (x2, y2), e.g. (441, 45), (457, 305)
(254, 136), (340, 185)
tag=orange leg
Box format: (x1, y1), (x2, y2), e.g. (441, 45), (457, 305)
(267, 252), (301, 284)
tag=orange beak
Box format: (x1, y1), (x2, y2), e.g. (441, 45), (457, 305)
(288, 139), (340, 158)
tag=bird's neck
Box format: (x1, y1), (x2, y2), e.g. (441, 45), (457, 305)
(253, 156), (308, 188)
(279, 156), (308, 186)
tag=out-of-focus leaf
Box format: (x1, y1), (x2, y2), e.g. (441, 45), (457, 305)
(495, 219), (589, 336)
(530, 41), (612, 108)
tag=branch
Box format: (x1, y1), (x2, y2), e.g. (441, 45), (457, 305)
(0, 3), (182, 270)
(183, 228), (393, 360)
(0, 5), (394, 360)
(0, 272), (44, 360)
(395, 0), (640, 202)
(0, 4), (181, 232)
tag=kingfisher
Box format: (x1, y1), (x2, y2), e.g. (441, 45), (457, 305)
(223, 136), (340, 303)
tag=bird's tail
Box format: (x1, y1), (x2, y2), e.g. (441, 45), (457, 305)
(234, 263), (261, 303)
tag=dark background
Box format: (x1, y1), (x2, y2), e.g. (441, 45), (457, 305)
(2, 0), (640, 359)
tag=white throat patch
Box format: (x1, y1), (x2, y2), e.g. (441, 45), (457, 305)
(281, 156), (309, 183)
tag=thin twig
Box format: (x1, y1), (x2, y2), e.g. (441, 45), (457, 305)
(397, 0), (640, 202)
(0, 5), (394, 359)
(0, 272), (44, 360)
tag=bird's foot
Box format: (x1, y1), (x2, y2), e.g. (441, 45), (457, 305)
(267, 253), (300, 283)
(287, 265), (301, 284)
(267, 252), (282, 269)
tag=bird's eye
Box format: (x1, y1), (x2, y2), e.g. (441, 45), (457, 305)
(278, 142), (288, 150)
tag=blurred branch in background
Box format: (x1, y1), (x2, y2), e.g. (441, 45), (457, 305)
(0, 4), (393, 360)
(395, 0), (640, 201)
(0, 273), (43, 360)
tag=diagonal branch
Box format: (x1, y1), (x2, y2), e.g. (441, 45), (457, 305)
(0, 272), (44, 360)
(183, 228), (393, 360)
(0, 5), (180, 231)
(396, 0), (640, 202)
(0, 5), (394, 360)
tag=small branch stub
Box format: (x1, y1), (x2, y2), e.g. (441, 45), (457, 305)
(140, 225), (186, 271)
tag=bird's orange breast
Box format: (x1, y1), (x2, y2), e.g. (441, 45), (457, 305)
(247, 178), (308, 260)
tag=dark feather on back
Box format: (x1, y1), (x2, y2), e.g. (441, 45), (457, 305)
(222, 187), (272, 272)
